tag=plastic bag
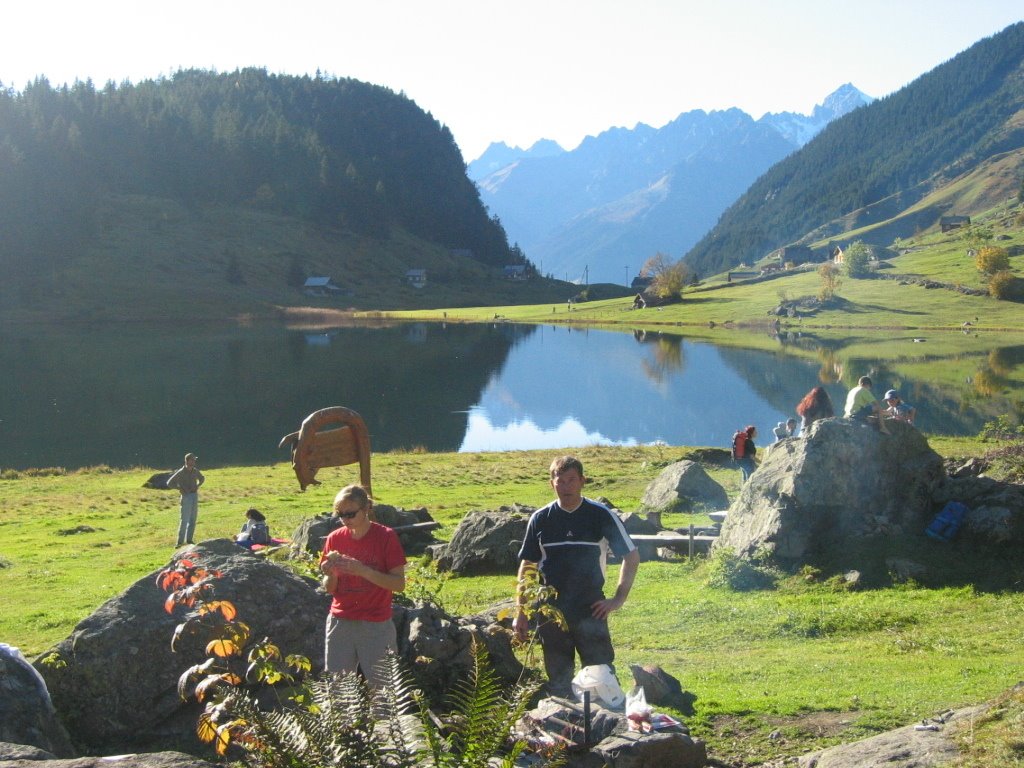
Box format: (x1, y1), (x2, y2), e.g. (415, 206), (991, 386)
(625, 685), (653, 731)
(571, 664), (625, 709)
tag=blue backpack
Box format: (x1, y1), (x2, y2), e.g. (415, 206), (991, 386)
(249, 521), (271, 545)
(925, 502), (967, 542)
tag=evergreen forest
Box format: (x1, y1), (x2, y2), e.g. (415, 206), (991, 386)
(0, 68), (529, 308)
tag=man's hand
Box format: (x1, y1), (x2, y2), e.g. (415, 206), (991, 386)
(590, 594), (625, 620)
(513, 611), (529, 642)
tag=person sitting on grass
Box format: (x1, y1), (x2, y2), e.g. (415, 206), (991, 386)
(235, 508), (270, 549)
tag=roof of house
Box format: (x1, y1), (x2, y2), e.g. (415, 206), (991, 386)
(303, 276), (336, 287)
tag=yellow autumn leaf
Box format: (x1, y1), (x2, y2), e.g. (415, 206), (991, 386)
(206, 637), (240, 657)
(196, 712), (217, 743)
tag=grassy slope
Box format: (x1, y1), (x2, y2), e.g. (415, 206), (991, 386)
(2, 438), (1022, 765)
(0, 193), (590, 323)
(380, 199), (1024, 332)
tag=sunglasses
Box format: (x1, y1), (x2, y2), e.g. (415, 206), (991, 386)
(338, 509), (362, 519)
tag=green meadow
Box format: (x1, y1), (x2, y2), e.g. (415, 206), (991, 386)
(2, 438), (1022, 765)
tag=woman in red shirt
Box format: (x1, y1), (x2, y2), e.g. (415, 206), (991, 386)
(319, 484), (406, 689)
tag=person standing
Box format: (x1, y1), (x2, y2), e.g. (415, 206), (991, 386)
(513, 456), (639, 698)
(320, 484), (406, 690)
(736, 426), (758, 482)
(167, 452), (204, 547)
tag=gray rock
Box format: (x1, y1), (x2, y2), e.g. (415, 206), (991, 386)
(289, 514), (339, 557)
(0, 645), (75, 757)
(716, 419), (943, 565)
(964, 505), (1014, 543)
(641, 461), (728, 513)
(141, 472), (173, 490)
(0, 741), (57, 761)
(591, 731), (707, 768)
(394, 602), (523, 698)
(34, 539), (330, 756)
(435, 506), (532, 575)
(629, 664), (686, 708)
(0, 750), (217, 767)
(290, 505), (439, 558)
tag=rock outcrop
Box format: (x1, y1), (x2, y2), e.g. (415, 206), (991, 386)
(433, 506), (532, 575)
(640, 460), (729, 513)
(0, 644), (75, 757)
(34, 540), (331, 756)
(715, 419), (944, 565)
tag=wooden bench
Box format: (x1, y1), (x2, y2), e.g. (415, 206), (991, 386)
(630, 524), (718, 557)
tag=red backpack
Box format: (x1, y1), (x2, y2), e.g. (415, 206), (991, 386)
(731, 430), (747, 459)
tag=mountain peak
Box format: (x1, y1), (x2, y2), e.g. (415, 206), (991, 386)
(467, 139), (565, 181)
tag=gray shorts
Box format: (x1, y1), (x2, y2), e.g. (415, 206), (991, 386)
(325, 614), (397, 690)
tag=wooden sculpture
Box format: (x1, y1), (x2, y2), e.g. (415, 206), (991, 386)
(278, 406), (372, 494)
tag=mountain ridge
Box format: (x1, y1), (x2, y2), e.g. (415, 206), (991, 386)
(470, 86), (872, 283)
(684, 22), (1024, 276)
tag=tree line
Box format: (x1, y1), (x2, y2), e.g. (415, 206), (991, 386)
(0, 68), (524, 273)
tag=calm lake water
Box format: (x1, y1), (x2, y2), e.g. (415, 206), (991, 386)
(0, 322), (1016, 470)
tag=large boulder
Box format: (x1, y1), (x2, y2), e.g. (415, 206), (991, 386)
(34, 539), (330, 756)
(434, 506), (533, 575)
(640, 460), (729, 513)
(0, 644), (75, 757)
(715, 419), (944, 565)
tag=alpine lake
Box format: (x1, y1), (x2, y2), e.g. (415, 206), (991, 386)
(1, 319), (1020, 471)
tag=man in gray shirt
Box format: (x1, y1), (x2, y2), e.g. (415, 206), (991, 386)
(167, 452), (205, 547)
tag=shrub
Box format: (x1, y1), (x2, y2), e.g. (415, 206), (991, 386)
(843, 241), (873, 278)
(975, 246), (1010, 275)
(988, 270), (1021, 300)
(704, 550), (779, 591)
(817, 262), (841, 301)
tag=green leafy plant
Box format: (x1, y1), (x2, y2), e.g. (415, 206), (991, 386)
(158, 556), (550, 767)
(499, 563), (567, 672)
(397, 559), (451, 611)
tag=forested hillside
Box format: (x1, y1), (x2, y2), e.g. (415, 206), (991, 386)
(0, 68), (540, 318)
(685, 21), (1024, 277)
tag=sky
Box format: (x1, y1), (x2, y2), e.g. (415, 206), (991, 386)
(4, 0), (1023, 161)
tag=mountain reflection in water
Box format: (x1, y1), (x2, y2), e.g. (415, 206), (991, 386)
(0, 323), (1017, 470)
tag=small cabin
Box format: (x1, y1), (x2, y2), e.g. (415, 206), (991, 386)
(405, 269), (427, 288)
(940, 215), (971, 233)
(503, 265), (527, 280)
(303, 276), (342, 297)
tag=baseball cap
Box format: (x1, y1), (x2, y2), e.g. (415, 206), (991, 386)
(884, 390), (898, 400)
